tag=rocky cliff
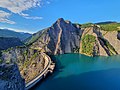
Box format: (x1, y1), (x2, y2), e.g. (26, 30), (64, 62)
(80, 25), (118, 56)
(26, 18), (120, 56)
(1, 46), (47, 83)
(0, 64), (25, 90)
(26, 18), (83, 55)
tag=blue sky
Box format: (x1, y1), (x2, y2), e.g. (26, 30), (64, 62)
(0, 0), (120, 33)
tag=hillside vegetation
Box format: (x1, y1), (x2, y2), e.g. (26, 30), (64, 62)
(99, 23), (120, 31)
(81, 34), (96, 56)
(81, 23), (93, 28)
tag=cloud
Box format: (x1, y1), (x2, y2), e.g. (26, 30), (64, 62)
(24, 16), (43, 20)
(0, 0), (40, 14)
(0, 0), (46, 24)
(0, 10), (15, 24)
(19, 11), (43, 20)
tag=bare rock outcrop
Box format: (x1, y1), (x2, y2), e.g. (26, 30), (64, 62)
(26, 18), (120, 56)
(0, 64), (25, 90)
(28, 18), (83, 55)
(117, 31), (120, 40)
(1, 47), (46, 83)
(102, 31), (120, 54)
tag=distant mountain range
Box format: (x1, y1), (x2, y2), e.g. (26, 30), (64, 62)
(0, 37), (24, 51)
(0, 29), (32, 41)
(95, 21), (117, 25)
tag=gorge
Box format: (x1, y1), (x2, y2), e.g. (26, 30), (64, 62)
(0, 18), (120, 90)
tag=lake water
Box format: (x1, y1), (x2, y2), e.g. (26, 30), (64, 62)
(32, 54), (120, 90)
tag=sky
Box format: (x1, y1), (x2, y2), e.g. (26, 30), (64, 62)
(0, 0), (120, 33)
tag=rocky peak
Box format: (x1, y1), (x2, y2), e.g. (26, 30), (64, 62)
(56, 18), (65, 23)
(52, 18), (79, 32)
(52, 18), (66, 29)
(55, 18), (72, 25)
(25, 18), (83, 55)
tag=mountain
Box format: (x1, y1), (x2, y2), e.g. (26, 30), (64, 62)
(95, 21), (117, 25)
(26, 18), (82, 55)
(1, 46), (51, 83)
(0, 37), (24, 51)
(0, 29), (32, 41)
(1, 18), (120, 84)
(26, 18), (120, 56)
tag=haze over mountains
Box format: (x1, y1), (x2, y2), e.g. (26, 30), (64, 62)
(0, 28), (31, 51)
(0, 29), (32, 41)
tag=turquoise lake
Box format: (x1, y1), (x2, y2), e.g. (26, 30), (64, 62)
(32, 54), (120, 90)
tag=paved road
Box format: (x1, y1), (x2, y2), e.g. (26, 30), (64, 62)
(26, 53), (51, 90)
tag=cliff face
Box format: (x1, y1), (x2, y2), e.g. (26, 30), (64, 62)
(26, 18), (120, 56)
(117, 32), (120, 40)
(1, 47), (47, 83)
(0, 64), (25, 90)
(80, 26), (119, 56)
(102, 31), (120, 55)
(27, 18), (83, 55)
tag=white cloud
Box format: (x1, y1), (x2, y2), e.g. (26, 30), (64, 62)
(0, 0), (41, 14)
(24, 16), (43, 20)
(19, 12), (43, 20)
(0, 10), (15, 24)
(0, 0), (46, 24)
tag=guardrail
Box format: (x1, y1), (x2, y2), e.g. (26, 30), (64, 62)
(25, 53), (51, 90)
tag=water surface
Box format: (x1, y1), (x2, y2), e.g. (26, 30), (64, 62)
(32, 54), (120, 90)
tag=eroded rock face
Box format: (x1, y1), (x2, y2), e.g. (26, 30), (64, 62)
(117, 32), (120, 40)
(1, 47), (46, 83)
(47, 18), (81, 54)
(102, 31), (120, 55)
(0, 64), (25, 90)
(29, 18), (83, 55)
(26, 18), (120, 56)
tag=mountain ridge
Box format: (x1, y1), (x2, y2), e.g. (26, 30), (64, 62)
(0, 29), (32, 41)
(0, 37), (24, 51)
(26, 18), (120, 56)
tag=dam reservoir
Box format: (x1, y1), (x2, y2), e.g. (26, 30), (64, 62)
(32, 54), (120, 90)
